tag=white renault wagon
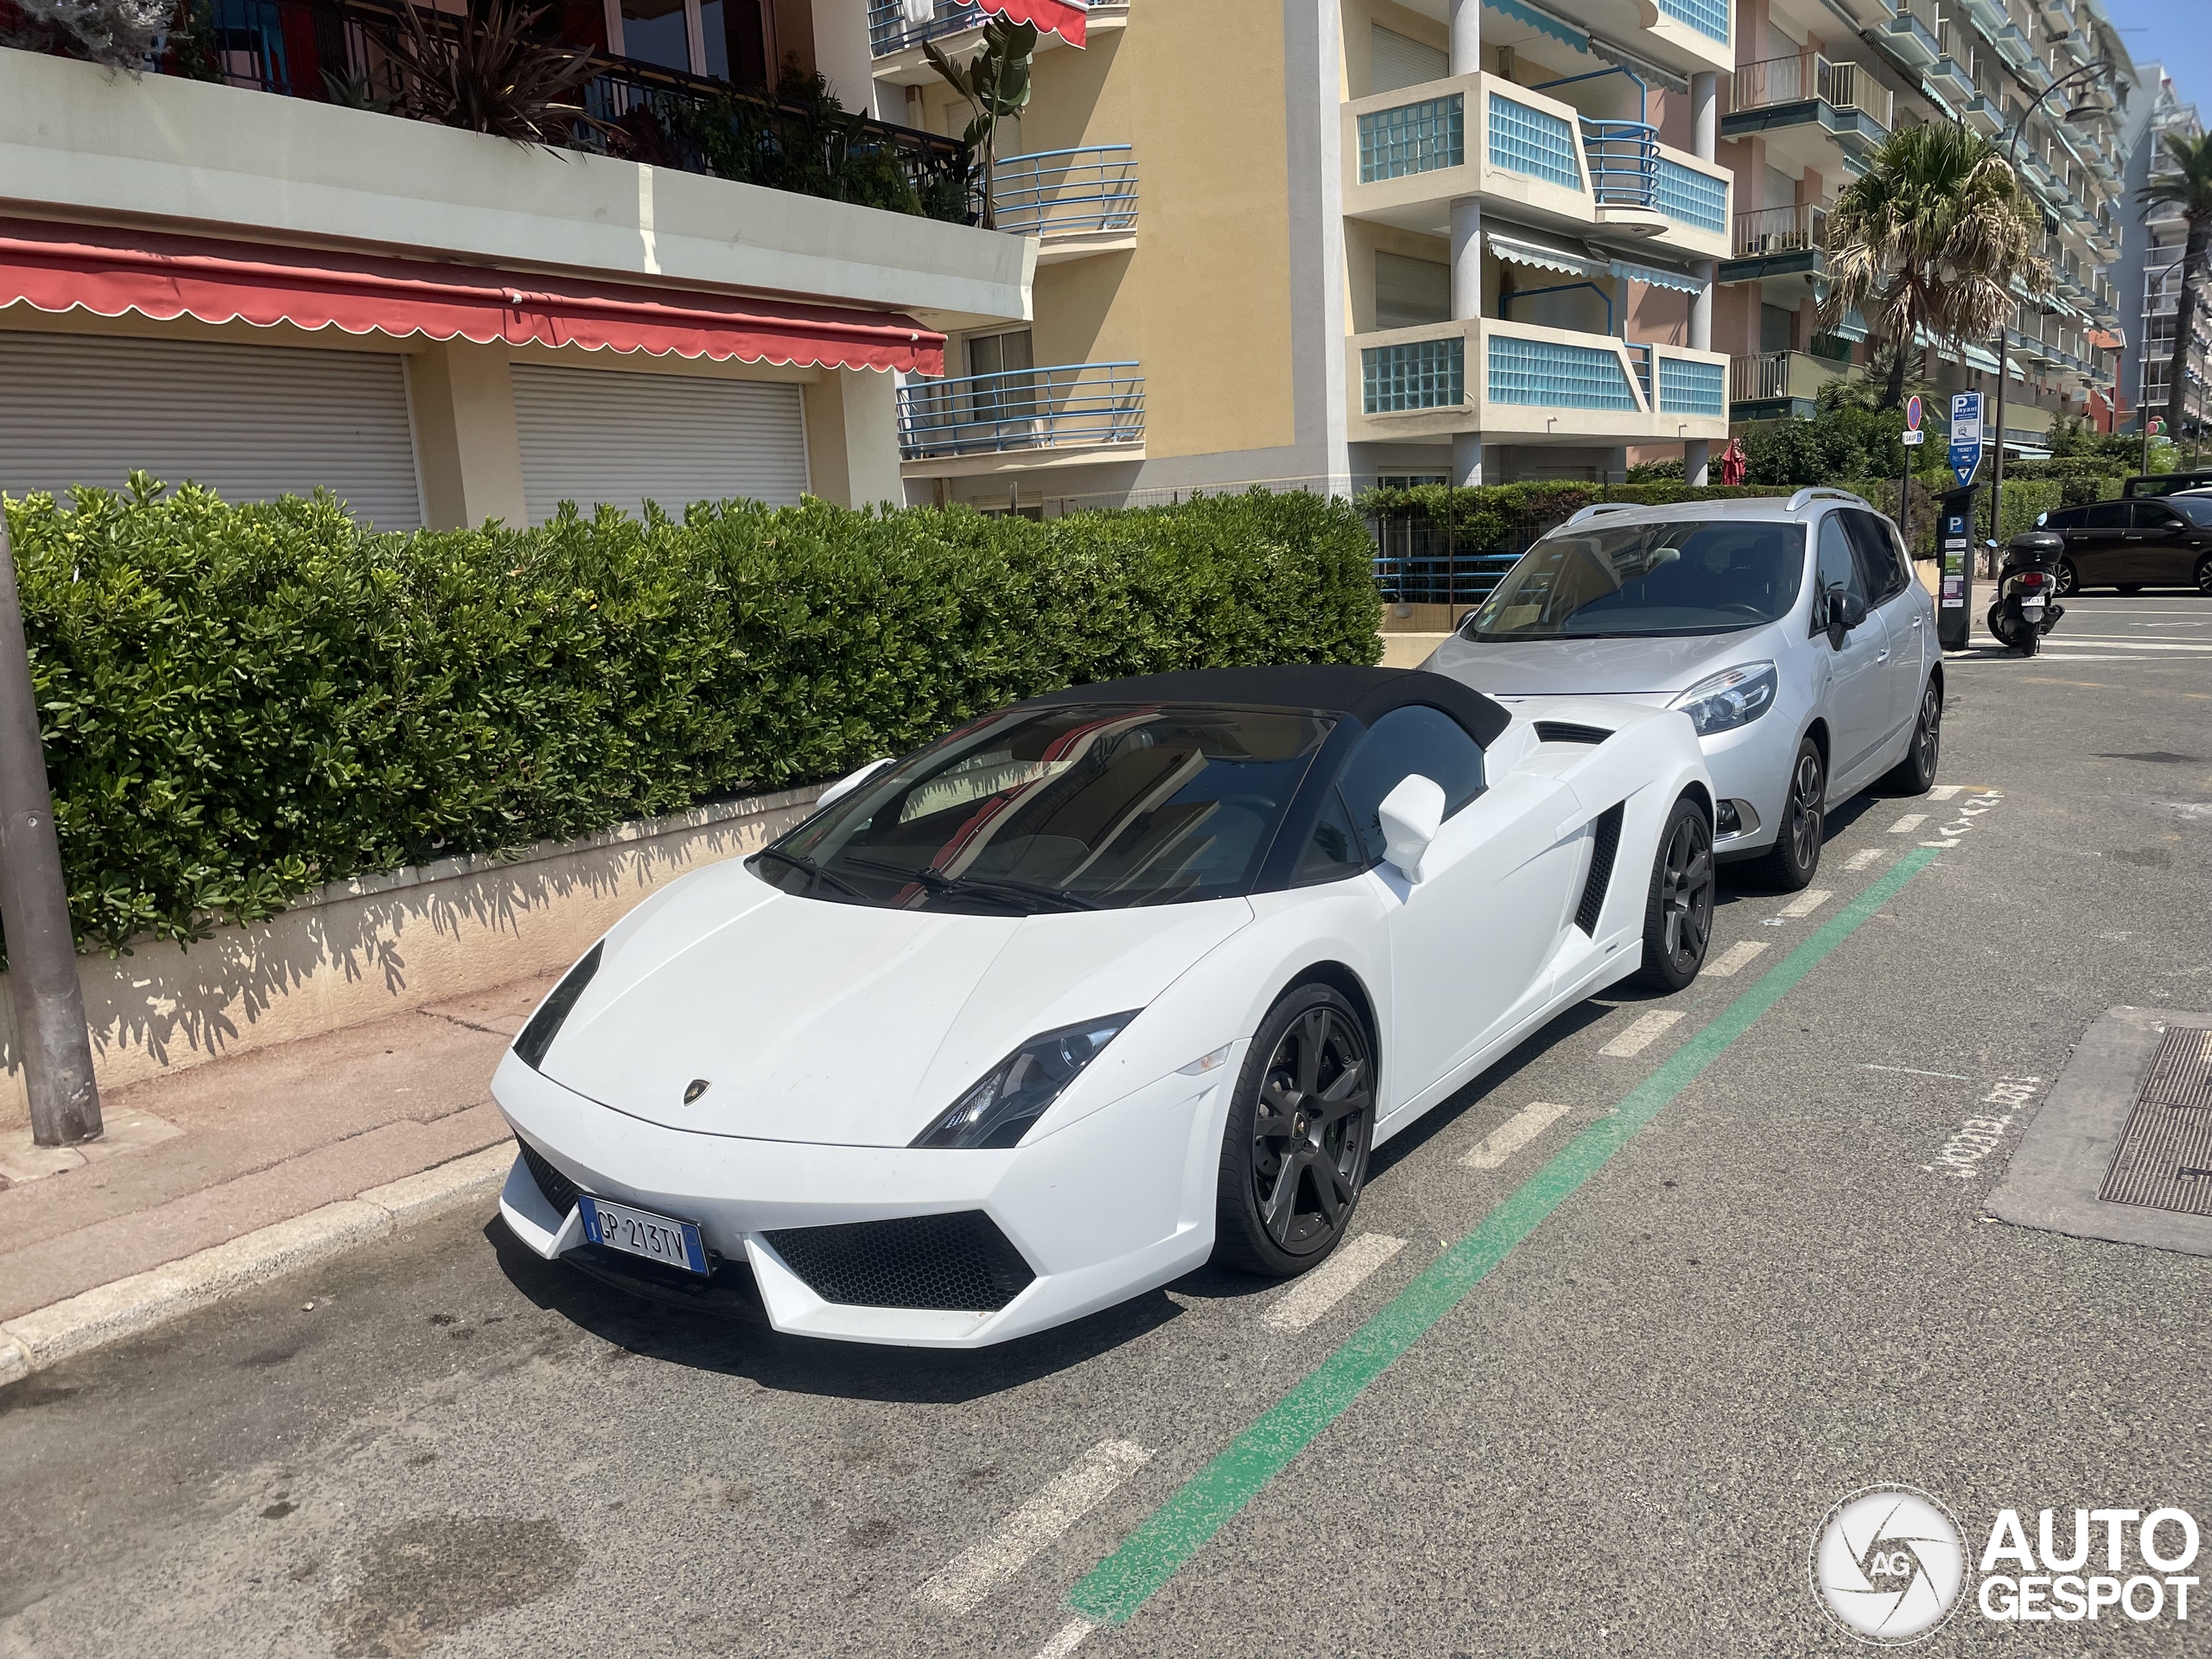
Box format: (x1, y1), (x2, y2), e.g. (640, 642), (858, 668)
(1421, 489), (1941, 888)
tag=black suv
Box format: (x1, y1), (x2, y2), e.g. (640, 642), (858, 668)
(2038, 494), (2212, 594)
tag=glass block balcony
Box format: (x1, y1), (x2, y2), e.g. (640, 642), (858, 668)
(1342, 73), (1730, 262)
(1635, 0), (1734, 73)
(896, 363), (1144, 465)
(989, 146), (1138, 260)
(1345, 319), (1728, 444)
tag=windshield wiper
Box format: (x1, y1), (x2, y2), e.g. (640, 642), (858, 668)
(753, 846), (868, 900)
(836, 854), (1102, 912)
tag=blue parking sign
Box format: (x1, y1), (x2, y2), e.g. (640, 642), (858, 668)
(1948, 391), (1983, 487)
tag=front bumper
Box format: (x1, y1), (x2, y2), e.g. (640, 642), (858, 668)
(490, 1048), (1238, 1347)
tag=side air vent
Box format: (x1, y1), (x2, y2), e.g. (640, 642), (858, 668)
(1573, 803), (1626, 935)
(519, 1141), (580, 1217)
(763, 1211), (1037, 1312)
(1535, 721), (1613, 746)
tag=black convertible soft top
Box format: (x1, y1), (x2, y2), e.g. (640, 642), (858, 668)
(1022, 665), (1512, 749)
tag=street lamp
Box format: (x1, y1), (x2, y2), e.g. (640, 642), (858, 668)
(1989, 60), (2111, 549)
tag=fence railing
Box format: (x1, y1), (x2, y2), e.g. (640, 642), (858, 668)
(1732, 201), (1827, 257)
(897, 362), (1145, 458)
(1728, 350), (1851, 403)
(990, 146), (1138, 237)
(1731, 53), (1891, 126)
(1580, 119), (1658, 208)
(868, 0), (988, 57)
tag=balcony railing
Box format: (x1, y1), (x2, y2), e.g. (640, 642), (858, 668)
(897, 363), (1145, 458)
(1580, 120), (1658, 208)
(990, 146), (1138, 238)
(151, 0), (969, 219)
(1728, 350), (1852, 404)
(1730, 54), (1892, 130)
(1732, 202), (1828, 257)
(869, 0), (988, 58)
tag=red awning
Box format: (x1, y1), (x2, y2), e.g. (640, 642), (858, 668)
(0, 219), (944, 375)
(993, 0), (1085, 46)
(2085, 326), (2125, 352)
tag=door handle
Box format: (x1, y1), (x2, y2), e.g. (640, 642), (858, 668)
(1876, 648), (1891, 663)
(1911, 614), (1924, 628)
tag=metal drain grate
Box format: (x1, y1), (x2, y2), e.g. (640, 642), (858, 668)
(2098, 1027), (2212, 1216)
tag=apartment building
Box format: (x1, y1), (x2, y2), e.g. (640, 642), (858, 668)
(2115, 67), (2208, 442)
(879, 0), (1734, 512)
(0, 3), (1030, 528)
(1714, 0), (2139, 454)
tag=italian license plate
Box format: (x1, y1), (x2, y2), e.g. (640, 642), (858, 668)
(577, 1194), (709, 1275)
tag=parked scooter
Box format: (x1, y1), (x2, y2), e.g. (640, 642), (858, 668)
(1986, 530), (2067, 657)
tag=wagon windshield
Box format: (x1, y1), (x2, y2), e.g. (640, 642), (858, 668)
(1465, 518), (1808, 639)
(753, 703), (1335, 912)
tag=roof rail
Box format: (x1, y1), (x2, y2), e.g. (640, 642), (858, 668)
(1564, 502), (1648, 526)
(1786, 487), (1872, 512)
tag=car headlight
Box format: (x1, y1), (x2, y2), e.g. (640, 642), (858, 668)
(512, 942), (603, 1071)
(910, 1012), (1142, 1149)
(1669, 661), (1778, 737)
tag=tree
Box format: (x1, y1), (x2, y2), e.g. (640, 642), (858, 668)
(2138, 130), (2212, 442)
(1821, 121), (2050, 409)
(925, 16), (1038, 230)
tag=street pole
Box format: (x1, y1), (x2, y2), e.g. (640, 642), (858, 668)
(0, 507), (100, 1146)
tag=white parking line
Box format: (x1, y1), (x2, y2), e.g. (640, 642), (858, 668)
(1925, 785), (1963, 801)
(1599, 1010), (1684, 1058)
(1888, 814), (1928, 834)
(1262, 1233), (1408, 1330)
(917, 1441), (1153, 1614)
(1704, 940), (1770, 977)
(1846, 848), (1889, 872)
(1777, 888), (1833, 920)
(1459, 1101), (1575, 1170)
(1033, 1617), (1097, 1657)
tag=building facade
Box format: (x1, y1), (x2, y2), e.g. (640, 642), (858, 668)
(0, 3), (1031, 530)
(2115, 66), (2208, 443)
(1713, 0), (2139, 454)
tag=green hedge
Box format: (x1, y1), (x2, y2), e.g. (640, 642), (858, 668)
(1357, 481), (1808, 561)
(4, 479), (1382, 957)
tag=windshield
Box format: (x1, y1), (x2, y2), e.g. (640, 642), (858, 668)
(1463, 518), (1808, 639)
(754, 703), (1335, 912)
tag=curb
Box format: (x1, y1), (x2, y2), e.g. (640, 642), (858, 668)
(0, 1141), (515, 1387)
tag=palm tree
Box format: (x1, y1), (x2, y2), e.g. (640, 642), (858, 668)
(1821, 121), (2050, 410)
(2139, 130), (2212, 442)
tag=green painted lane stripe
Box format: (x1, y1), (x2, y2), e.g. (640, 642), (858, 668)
(1069, 846), (1941, 1626)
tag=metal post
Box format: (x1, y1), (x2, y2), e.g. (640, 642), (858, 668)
(0, 507), (99, 1146)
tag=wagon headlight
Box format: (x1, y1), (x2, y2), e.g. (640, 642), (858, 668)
(1670, 661), (1777, 737)
(911, 1012), (1141, 1149)
(513, 942), (603, 1071)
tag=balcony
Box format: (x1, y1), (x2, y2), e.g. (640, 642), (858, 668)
(1724, 54), (1891, 171)
(1961, 93), (2004, 137)
(1342, 73), (1730, 260)
(867, 0), (1128, 84)
(896, 362), (1145, 474)
(1877, 0), (1941, 68)
(990, 147), (1138, 261)
(1727, 349), (1852, 420)
(1345, 318), (1729, 445)
(1719, 202), (1829, 301)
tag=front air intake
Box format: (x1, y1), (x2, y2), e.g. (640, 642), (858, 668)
(1573, 803), (1626, 935)
(518, 1141), (580, 1217)
(762, 1211), (1036, 1312)
(1535, 721), (1614, 745)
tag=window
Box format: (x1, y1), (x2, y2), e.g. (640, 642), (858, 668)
(1294, 790), (1367, 887)
(968, 330), (1037, 424)
(1375, 251), (1451, 330)
(1843, 510), (1908, 603)
(2085, 501), (2128, 530)
(1370, 23), (1447, 94)
(609, 0), (770, 82)
(2131, 502), (2186, 531)
(1335, 706), (1486, 867)
(2043, 506), (2087, 529)
(1760, 303), (1796, 353)
(1814, 513), (1868, 626)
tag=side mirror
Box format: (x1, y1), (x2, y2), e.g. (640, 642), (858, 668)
(817, 756), (894, 809)
(1376, 774), (1446, 882)
(1823, 586), (1867, 647)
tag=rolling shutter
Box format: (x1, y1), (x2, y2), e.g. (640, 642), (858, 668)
(0, 331), (423, 529)
(1371, 25), (1447, 94)
(510, 364), (810, 524)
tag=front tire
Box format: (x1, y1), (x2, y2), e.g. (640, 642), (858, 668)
(1751, 735), (1825, 892)
(2195, 553), (2212, 596)
(1880, 678), (1942, 794)
(1213, 986), (1375, 1278)
(1636, 797), (1716, 992)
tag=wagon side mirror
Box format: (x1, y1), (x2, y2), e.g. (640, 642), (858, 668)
(1823, 586), (1867, 648)
(817, 756), (895, 809)
(1377, 774), (1447, 882)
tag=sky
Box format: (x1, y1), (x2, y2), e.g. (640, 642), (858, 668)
(2097, 0), (2209, 129)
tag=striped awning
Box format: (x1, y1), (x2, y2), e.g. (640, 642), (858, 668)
(1610, 257), (1706, 295)
(1487, 232), (1604, 277)
(1483, 0), (1588, 53)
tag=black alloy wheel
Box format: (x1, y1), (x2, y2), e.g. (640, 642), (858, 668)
(1881, 679), (1942, 794)
(2056, 557), (2080, 598)
(1751, 736), (1825, 892)
(1637, 797), (1717, 992)
(1214, 986), (1375, 1277)
(2196, 554), (2212, 597)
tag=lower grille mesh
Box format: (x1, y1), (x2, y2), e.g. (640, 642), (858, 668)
(519, 1141), (580, 1217)
(763, 1211), (1036, 1312)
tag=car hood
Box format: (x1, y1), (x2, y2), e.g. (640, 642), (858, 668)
(537, 860), (1254, 1147)
(1421, 626), (1783, 697)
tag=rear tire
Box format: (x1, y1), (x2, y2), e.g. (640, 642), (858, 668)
(1879, 678), (1942, 794)
(1750, 736), (1824, 892)
(2056, 558), (2080, 597)
(1636, 797), (1716, 993)
(2018, 623), (2041, 657)
(1212, 985), (1374, 1279)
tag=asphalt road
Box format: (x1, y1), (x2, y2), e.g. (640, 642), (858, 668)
(4, 589), (2210, 1659)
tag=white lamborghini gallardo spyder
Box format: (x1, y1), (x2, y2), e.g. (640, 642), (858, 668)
(493, 666), (1715, 1346)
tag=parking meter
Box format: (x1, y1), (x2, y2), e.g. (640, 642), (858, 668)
(1936, 484), (1979, 652)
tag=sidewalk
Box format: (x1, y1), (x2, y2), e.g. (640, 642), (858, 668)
(0, 968), (558, 1377)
